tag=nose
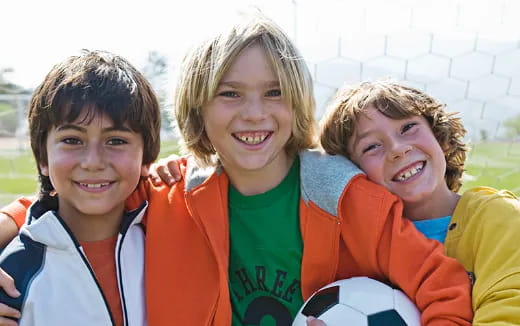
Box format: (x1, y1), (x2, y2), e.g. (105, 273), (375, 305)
(240, 96), (267, 121)
(387, 139), (412, 161)
(80, 143), (106, 171)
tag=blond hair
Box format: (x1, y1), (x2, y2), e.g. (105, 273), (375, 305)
(174, 11), (317, 166)
(320, 80), (468, 192)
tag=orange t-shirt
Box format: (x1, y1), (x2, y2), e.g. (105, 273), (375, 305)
(81, 236), (123, 326)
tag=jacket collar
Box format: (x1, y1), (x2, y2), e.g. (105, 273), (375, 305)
(299, 150), (363, 216)
(22, 199), (147, 250)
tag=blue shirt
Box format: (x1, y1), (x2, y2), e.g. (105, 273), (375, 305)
(413, 216), (452, 244)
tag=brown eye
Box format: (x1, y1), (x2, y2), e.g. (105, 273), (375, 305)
(362, 144), (379, 154)
(266, 89), (281, 97)
(401, 122), (417, 133)
(62, 138), (81, 145)
(107, 138), (127, 145)
(218, 91), (239, 98)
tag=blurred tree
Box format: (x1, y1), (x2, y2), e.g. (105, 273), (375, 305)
(0, 68), (32, 136)
(0, 68), (17, 135)
(142, 51), (174, 135)
(0, 68), (7, 83)
(143, 52), (167, 79)
(0, 68), (29, 95)
(504, 114), (520, 140)
(480, 129), (488, 142)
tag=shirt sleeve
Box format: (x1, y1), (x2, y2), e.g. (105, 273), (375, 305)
(458, 189), (520, 324)
(341, 176), (473, 326)
(0, 196), (35, 229)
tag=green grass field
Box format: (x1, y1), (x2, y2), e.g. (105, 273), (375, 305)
(0, 140), (518, 207)
(461, 141), (520, 194)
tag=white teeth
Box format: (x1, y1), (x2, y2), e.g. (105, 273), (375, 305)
(396, 163), (424, 181)
(80, 183), (110, 188)
(237, 134), (267, 145)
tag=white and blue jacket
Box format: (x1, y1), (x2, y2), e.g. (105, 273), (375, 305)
(0, 199), (148, 326)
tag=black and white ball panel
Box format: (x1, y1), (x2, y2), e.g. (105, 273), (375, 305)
(292, 277), (421, 326)
(301, 285), (340, 317)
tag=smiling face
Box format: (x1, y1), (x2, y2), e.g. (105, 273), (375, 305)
(40, 111), (148, 228)
(347, 106), (452, 206)
(202, 43), (293, 192)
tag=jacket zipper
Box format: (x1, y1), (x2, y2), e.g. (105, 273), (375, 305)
(53, 214), (117, 325)
(75, 241), (117, 325)
(115, 202), (147, 326)
(116, 233), (130, 326)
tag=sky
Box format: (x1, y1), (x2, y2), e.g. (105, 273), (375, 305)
(1, 0), (294, 88)
(1, 0), (517, 89)
(2, 0), (519, 143)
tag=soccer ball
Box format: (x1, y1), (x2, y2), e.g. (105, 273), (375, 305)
(292, 277), (420, 326)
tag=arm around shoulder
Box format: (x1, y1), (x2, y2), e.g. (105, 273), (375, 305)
(0, 196), (35, 230)
(0, 214), (19, 250)
(340, 177), (473, 326)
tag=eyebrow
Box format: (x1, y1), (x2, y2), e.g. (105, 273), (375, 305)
(218, 80), (280, 88)
(55, 124), (133, 133)
(355, 130), (374, 143)
(351, 129), (371, 148)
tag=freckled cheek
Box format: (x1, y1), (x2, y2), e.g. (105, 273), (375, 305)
(422, 135), (442, 151)
(47, 152), (79, 170)
(45, 154), (78, 188)
(278, 104), (292, 118)
(109, 151), (145, 176)
(361, 160), (385, 185)
(202, 121), (223, 145)
(277, 107), (293, 131)
(204, 107), (231, 133)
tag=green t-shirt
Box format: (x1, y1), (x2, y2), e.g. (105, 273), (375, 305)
(228, 158), (304, 326)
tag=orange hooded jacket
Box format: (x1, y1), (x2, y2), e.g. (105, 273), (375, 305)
(3, 151), (472, 325)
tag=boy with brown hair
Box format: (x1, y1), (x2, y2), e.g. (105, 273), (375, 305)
(0, 50), (160, 325)
(0, 14), (473, 325)
(320, 79), (520, 324)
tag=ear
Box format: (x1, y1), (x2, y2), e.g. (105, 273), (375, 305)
(40, 163), (49, 176)
(141, 164), (151, 177)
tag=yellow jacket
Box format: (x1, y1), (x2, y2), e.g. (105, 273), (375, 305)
(446, 186), (520, 325)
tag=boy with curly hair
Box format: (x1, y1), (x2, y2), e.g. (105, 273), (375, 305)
(320, 80), (520, 324)
(0, 16), (473, 325)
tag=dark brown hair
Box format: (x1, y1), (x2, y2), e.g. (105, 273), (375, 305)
(29, 50), (161, 198)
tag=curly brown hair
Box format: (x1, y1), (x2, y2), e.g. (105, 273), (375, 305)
(320, 80), (468, 192)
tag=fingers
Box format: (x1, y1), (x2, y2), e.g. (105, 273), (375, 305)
(166, 160), (182, 183)
(0, 303), (20, 325)
(0, 270), (19, 299)
(306, 316), (327, 326)
(0, 269), (21, 325)
(149, 163), (176, 186)
(0, 317), (18, 326)
(148, 163), (164, 186)
(149, 155), (182, 187)
(157, 165), (177, 186)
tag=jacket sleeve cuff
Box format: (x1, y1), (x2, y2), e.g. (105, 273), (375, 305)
(1, 196), (35, 229)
